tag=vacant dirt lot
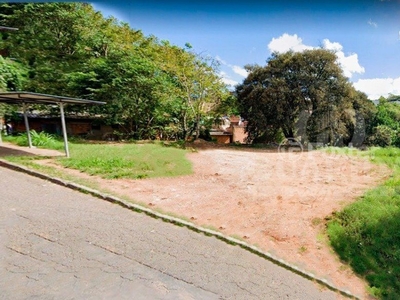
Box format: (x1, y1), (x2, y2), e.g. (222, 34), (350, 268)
(87, 148), (390, 298)
(1, 142), (391, 298)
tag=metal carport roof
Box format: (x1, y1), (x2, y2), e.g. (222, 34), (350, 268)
(0, 91), (104, 105)
(0, 26), (18, 31)
(0, 92), (105, 157)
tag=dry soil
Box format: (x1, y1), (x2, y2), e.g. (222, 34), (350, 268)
(1, 142), (391, 298)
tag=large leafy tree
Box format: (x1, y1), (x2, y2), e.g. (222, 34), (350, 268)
(0, 3), (229, 140)
(66, 52), (175, 139)
(1, 3), (90, 93)
(157, 43), (227, 139)
(64, 39), (228, 140)
(345, 89), (377, 146)
(236, 49), (363, 145)
(0, 3), (144, 94)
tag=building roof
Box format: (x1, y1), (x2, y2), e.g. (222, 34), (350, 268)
(210, 131), (232, 136)
(0, 91), (105, 105)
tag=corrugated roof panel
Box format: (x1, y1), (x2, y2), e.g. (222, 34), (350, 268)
(0, 92), (105, 105)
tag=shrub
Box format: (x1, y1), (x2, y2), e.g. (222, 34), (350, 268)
(16, 130), (58, 148)
(368, 125), (396, 147)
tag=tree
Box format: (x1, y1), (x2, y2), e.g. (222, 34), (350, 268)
(344, 89), (377, 146)
(0, 55), (26, 91)
(0, 55), (27, 136)
(0, 3), (230, 141)
(236, 49), (361, 145)
(64, 50), (173, 139)
(368, 97), (400, 147)
(387, 94), (400, 103)
(0, 3), (145, 95)
(1, 3), (90, 93)
(158, 43), (228, 140)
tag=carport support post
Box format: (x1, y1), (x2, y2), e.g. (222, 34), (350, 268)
(23, 103), (33, 148)
(0, 118), (2, 144)
(59, 103), (70, 158)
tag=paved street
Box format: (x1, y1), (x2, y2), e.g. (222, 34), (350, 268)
(0, 166), (338, 299)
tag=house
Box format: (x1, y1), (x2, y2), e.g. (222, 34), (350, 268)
(210, 115), (248, 144)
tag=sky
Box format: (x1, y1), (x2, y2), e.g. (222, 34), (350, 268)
(89, 0), (400, 100)
(19, 0), (399, 100)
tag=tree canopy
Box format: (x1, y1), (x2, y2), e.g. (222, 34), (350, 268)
(236, 49), (376, 146)
(367, 97), (400, 147)
(1, 3), (399, 147)
(0, 2), (231, 140)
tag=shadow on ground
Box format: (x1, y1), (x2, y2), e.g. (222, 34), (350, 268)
(0, 146), (35, 157)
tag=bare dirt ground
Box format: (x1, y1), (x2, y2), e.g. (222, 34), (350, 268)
(0, 142), (391, 298)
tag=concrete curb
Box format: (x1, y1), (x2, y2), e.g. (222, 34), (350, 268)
(0, 159), (359, 299)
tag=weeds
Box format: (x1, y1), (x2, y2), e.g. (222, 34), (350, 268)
(298, 246), (308, 254)
(4, 130), (64, 150)
(326, 147), (400, 299)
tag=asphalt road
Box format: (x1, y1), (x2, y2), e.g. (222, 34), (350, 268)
(0, 166), (338, 299)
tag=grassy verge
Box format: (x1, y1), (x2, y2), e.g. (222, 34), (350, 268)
(325, 147), (400, 299)
(56, 143), (192, 179)
(2, 131), (65, 150)
(3, 138), (192, 180)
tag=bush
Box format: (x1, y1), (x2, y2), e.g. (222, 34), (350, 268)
(15, 130), (61, 149)
(368, 125), (397, 147)
(368, 99), (400, 147)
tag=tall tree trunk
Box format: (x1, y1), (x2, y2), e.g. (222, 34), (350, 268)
(195, 115), (200, 139)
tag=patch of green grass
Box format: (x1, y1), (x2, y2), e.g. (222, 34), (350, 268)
(316, 233), (327, 249)
(3, 138), (192, 183)
(4, 155), (54, 170)
(56, 142), (192, 179)
(3, 131), (65, 150)
(3, 139), (192, 208)
(325, 147), (400, 299)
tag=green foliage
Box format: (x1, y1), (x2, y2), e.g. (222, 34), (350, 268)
(368, 99), (400, 147)
(66, 54), (169, 139)
(157, 44), (229, 139)
(387, 94), (400, 103)
(0, 56), (27, 121)
(0, 3), (229, 141)
(368, 125), (396, 147)
(327, 147), (400, 299)
(236, 49), (373, 146)
(57, 143), (192, 179)
(0, 55), (27, 91)
(215, 93), (240, 117)
(10, 130), (64, 150)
